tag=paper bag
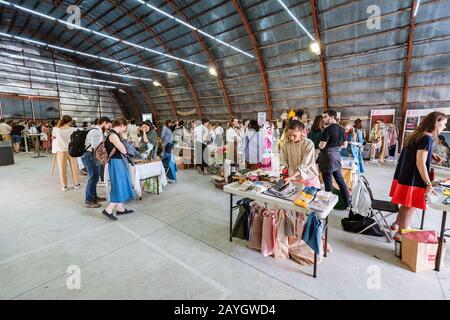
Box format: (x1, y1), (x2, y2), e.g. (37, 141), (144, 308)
(402, 236), (446, 272)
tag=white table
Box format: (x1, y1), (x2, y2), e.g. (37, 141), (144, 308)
(130, 161), (168, 199)
(105, 161), (168, 200)
(223, 181), (338, 278)
(426, 193), (449, 271)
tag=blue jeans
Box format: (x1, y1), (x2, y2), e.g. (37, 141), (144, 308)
(322, 169), (351, 207)
(81, 152), (100, 203)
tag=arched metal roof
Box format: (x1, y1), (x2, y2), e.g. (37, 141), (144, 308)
(1, 0), (449, 123)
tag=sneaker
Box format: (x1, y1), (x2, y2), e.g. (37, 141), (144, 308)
(73, 184), (81, 190)
(61, 186), (68, 191)
(390, 223), (399, 233)
(116, 209), (134, 216)
(84, 201), (101, 208)
(101, 210), (117, 221)
(94, 196), (107, 203)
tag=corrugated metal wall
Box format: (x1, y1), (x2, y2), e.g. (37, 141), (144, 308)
(0, 39), (123, 122)
(0, 0), (448, 125)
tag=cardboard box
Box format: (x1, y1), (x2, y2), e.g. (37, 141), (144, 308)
(402, 236), (446, 272)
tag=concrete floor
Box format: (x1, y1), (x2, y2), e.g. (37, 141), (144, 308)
(1, 153), (450, 300)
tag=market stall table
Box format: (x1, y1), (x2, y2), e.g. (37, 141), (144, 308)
(223, 181), (338, 278)
(105, 161), (168, 200)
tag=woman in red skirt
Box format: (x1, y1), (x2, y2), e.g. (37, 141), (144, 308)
(390, 111), (447, 241)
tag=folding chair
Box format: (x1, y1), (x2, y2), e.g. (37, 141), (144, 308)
(357, 176), (398, 243)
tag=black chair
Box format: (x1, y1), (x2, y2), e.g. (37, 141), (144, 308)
(358, 176), (399, 243)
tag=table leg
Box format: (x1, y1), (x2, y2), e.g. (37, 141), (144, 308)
(324, 216), (329, 258)
(420, 210), (425, 230)
(157, 176), (160, 195)
(229, 193), (233, 242)
(313, 253), (317, 278)
(435, 211), (447, 272)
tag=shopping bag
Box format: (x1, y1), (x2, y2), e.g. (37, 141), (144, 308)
(143, 177), (159, 194)
(248, 206), (264, 251)
(273, 210), (289, 259)
(261, 209), (277, 257)
(401, 230), (446, 272)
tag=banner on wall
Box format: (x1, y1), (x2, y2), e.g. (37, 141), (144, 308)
(258, 112), (266, 126)
(402, 107), (450, 145)
(369, 109), (396, 130)
(142, 113), (153, 123)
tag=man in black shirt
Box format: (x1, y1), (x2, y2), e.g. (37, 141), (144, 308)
(318, 109), (351, 208)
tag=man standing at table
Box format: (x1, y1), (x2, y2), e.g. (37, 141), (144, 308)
(317, 109), (351, 209)
(82, 117), (111, 208)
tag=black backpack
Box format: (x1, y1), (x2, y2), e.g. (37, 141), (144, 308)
(68, 129), (91, 157)
(341, 212), (385, 237)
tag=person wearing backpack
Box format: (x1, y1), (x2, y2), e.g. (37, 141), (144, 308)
(53, 115), (79, 191)
(81, 117), (111, 208)
(101, 118), (135, 221)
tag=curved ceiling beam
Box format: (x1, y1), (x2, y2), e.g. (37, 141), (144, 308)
(4, 8), (154, 120)
(40, 0), (178, 117)
(310, 0), (329, 111)
(230, 0), (273, 121)
(110, 0), (203, 117)
(165, 0), (234, 117)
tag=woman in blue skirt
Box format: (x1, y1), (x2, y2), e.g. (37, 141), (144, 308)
(102, 118), (135, 221)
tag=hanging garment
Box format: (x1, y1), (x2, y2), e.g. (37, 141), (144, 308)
(302, 212), (323, 255)
(289, 240), (318, 266)
(248, 206), (264, 251)
(261, 209), (277, 257)
(273, 210), (289, 259)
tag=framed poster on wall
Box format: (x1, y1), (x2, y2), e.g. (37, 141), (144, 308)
(142, 113), (153, 123)
(369, 109), (396, 130)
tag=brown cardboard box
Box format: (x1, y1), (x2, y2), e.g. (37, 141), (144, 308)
(402, 237), (446, 272)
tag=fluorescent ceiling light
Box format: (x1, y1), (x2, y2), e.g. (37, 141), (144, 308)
(414, 0), (421, 17)
(0, 71), (116, 89)
(277, 0), (316, 42)
(134, 0), (254, 59)
(208, 67), (218, 77)
(0, 0), (207, 69)
(0, 32), (178, 76)
(0, 52), (153, 82)
(310, 41), (321, 55)
(0, 62), (131, 86)
(152, 80), (161, 87)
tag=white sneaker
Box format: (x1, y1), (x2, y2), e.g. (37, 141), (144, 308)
(73, 184), (81, 190)
(61, 186), (68, 191)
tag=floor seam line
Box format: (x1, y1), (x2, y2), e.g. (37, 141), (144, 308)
(166, 224), (319, 300)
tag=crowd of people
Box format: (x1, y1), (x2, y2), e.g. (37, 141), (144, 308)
(3, 108), (448, 234)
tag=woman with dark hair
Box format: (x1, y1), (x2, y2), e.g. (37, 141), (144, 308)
(53, 115), (79, 191)
(308, 115), (324, 150)
(280, 120), (320, 188)
(138, 121), (158, 160)
(390, 111), (447, 240)
(102, 118), (135, 220)
(243, 120), (264, 170)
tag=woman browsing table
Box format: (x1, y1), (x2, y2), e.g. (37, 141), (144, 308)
(102, 118), (135, 221)
(390, 111), (447, 241)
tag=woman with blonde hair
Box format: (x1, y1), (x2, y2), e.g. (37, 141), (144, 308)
(390, 111), (447, 241)
(52, 115), (80, 191)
